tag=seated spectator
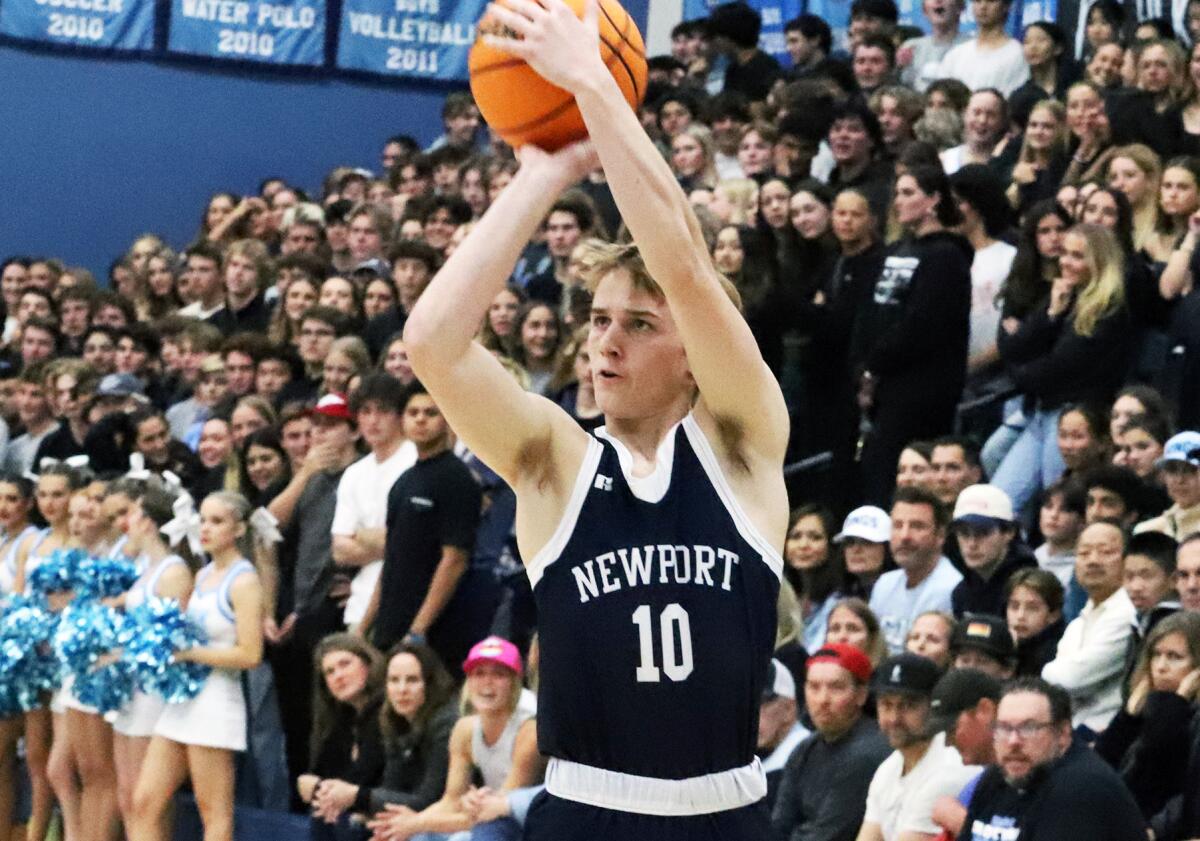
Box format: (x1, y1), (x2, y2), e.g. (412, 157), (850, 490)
(834, 505), (893, 599)
(1058, 403), (1113, 482)
(784, 504), (846, 652)
(961, 678), (1147, 841)
(759, 659), (809, 810)
(1136, 431), (1200, 540)
(238, 428), (291, 508)
(950, 485), (1036, 618)
(1034, 477), (1086, 587)
(905, 610), (956, 671)
(4, 362), (58, 475)
(772, 644), (889, 841)
(951, 612), (1017, 678)
(1043, 520), (1138, 735)
(859, 653), (976, 841)
(1006, 568), (1067, 677)
(1124, 530), (1181, 649)
(366, 637), (542, 841)
(35, 360), (98, 464)
(297, 634), (386, 840)
(128, 408), (201, 491)
(929, 668), (1001, 768)
(896, 442), (934, 491)
(351, 643), (458, 818)
(826, 598), (889, 666)
(1095, 612), (1200, 821)
(870, 488), (963, 654)
(928, 437), (984, 511)
(940, 89), (1008, 174)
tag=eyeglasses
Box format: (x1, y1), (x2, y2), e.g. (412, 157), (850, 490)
(993, 721), (1054, 740)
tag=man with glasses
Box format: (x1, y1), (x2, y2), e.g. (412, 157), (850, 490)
(959, 677), (1145, 841)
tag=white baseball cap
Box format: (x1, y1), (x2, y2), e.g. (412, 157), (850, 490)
(763, 658), (796, 700)
(834, 506), (891, 544)
(953, 484), (1014, 525)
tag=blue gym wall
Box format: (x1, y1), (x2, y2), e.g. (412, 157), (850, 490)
(0, 0), (649, 279)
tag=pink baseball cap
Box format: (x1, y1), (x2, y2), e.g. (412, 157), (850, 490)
(462, 636), (523, 676)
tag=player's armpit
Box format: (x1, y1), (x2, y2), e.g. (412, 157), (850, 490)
(415, 341), (588, 488)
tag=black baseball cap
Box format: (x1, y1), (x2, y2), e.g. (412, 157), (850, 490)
(873, 652), (940, 698)
(927, 669), (1001, 735)
(951, 614), (1014, 662)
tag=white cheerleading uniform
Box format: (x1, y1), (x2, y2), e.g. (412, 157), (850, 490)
(0, 523), (41, 600)
(112, 554), (188, 738)
(154, 559), (255, 751)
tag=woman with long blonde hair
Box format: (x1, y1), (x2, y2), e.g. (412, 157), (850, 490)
(1106, 144), (1165, 252)
(990, 223), (1131, 514)
(1007, 100), (1071, 215)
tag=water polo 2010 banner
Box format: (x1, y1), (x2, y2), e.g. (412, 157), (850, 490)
(167, 0), (326, 65)
(336, 0), (486, 80)
(0, 0), (154, 50)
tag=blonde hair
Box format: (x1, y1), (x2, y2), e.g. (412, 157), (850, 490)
(674, 124), (720, 190)
(713, 178), (759, 226)
(1107, 143), (1164, 250)
(1020, 100), (1070, 164)
(574, 238), (742, 313)
(1068, 223), (1126, 337)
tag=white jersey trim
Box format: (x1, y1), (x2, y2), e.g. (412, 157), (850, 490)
(682, 415), (783, 581)
(593, 417), (682, 504)
(525, 436), (604, 590)
(545, 756), (767, 816)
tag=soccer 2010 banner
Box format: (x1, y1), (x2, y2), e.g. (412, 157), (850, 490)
(0, 0), (154, 50)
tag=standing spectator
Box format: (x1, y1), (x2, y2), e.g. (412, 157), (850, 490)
(210, 240), (272, 335)
(706, 1), (783, 102)
(784, 15), (831, 78)
(826, 102), (894, 225)
(871, 488), (964, 654)
(937, 0), (1030, 95)
(853, 167), (972, 505)
(1006, 568), (1067, 677)
(959, 678), (1147, 841)
(898, 0), (968, 91)
(772, 644), (890, 841)
(1042, 520), (1138, 734)
(177, 243), (227, 321)
(1135, 431), (1200, 540)
(950, 485), (1036, 618)
(362, 383), (481, 667)
(859, 653), (975, 841)
(853, 35), (896, 100)
(331, 374), (416, 629)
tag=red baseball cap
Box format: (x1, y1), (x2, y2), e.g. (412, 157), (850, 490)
(807, 643), (873, 684)
(309, 392), (354, 422)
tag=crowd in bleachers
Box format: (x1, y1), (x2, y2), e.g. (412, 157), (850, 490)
(3, 0), (1200, 837)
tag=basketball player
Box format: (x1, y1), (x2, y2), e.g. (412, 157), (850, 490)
(403, 1), (789, 836)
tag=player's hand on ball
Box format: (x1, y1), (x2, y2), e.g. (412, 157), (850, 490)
(482, 0), (607, 92)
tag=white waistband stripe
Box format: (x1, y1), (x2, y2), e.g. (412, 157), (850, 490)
(544, 757), (767, 816)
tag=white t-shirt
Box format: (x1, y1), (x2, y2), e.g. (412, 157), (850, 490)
(937, 38), (1030, 96)
(864, 732), (979, 840)
(332, 439), (418, 624)
(870, 558), (963, 655)
(969, 240), (1017, 361)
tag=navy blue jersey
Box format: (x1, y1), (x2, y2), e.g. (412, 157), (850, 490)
(528, 414), (782, 780)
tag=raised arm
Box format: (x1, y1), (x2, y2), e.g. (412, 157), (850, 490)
(403, 145), (594, 487)
(483, 0), (789, 463)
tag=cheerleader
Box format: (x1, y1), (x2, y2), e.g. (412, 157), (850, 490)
(11, 462), (89, 841)
(99, 478), (145, 565)
(48, 479), (121, 841)
(130, 491), (264, 841)
(111, 483), (193, 829)
(0, 472), (42, 841)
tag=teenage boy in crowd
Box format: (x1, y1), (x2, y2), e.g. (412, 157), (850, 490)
(330, 374), (415, 631)
(951, 613), (1016, 678)
(949, 485), (1035, 618)
(363, 383), (482, 670)
(936, 0), (1029, 95)
(1137, 431), (1200, 541)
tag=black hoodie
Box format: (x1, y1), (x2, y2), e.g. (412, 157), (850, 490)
(950, 541), (1038, 619)
(851, 230), (973, 412)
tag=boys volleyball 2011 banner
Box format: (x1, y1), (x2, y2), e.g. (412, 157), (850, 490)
(0, 0), (154, 49)
(336, 0), (487, 80)
(167, 0), (326, 65)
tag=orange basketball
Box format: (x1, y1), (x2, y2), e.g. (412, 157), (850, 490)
(469, 0), (648, 151)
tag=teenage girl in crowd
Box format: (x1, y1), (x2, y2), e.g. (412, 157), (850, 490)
(130, 490), (264, 841)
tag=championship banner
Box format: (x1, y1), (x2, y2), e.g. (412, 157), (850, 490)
(0, 0), (153, 50)
(167, 0), (326, 66)
(683, 0), (803, 63)
(335, 0), (486, 81)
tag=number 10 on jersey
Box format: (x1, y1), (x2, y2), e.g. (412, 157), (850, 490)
(632, 603), (694, 682)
